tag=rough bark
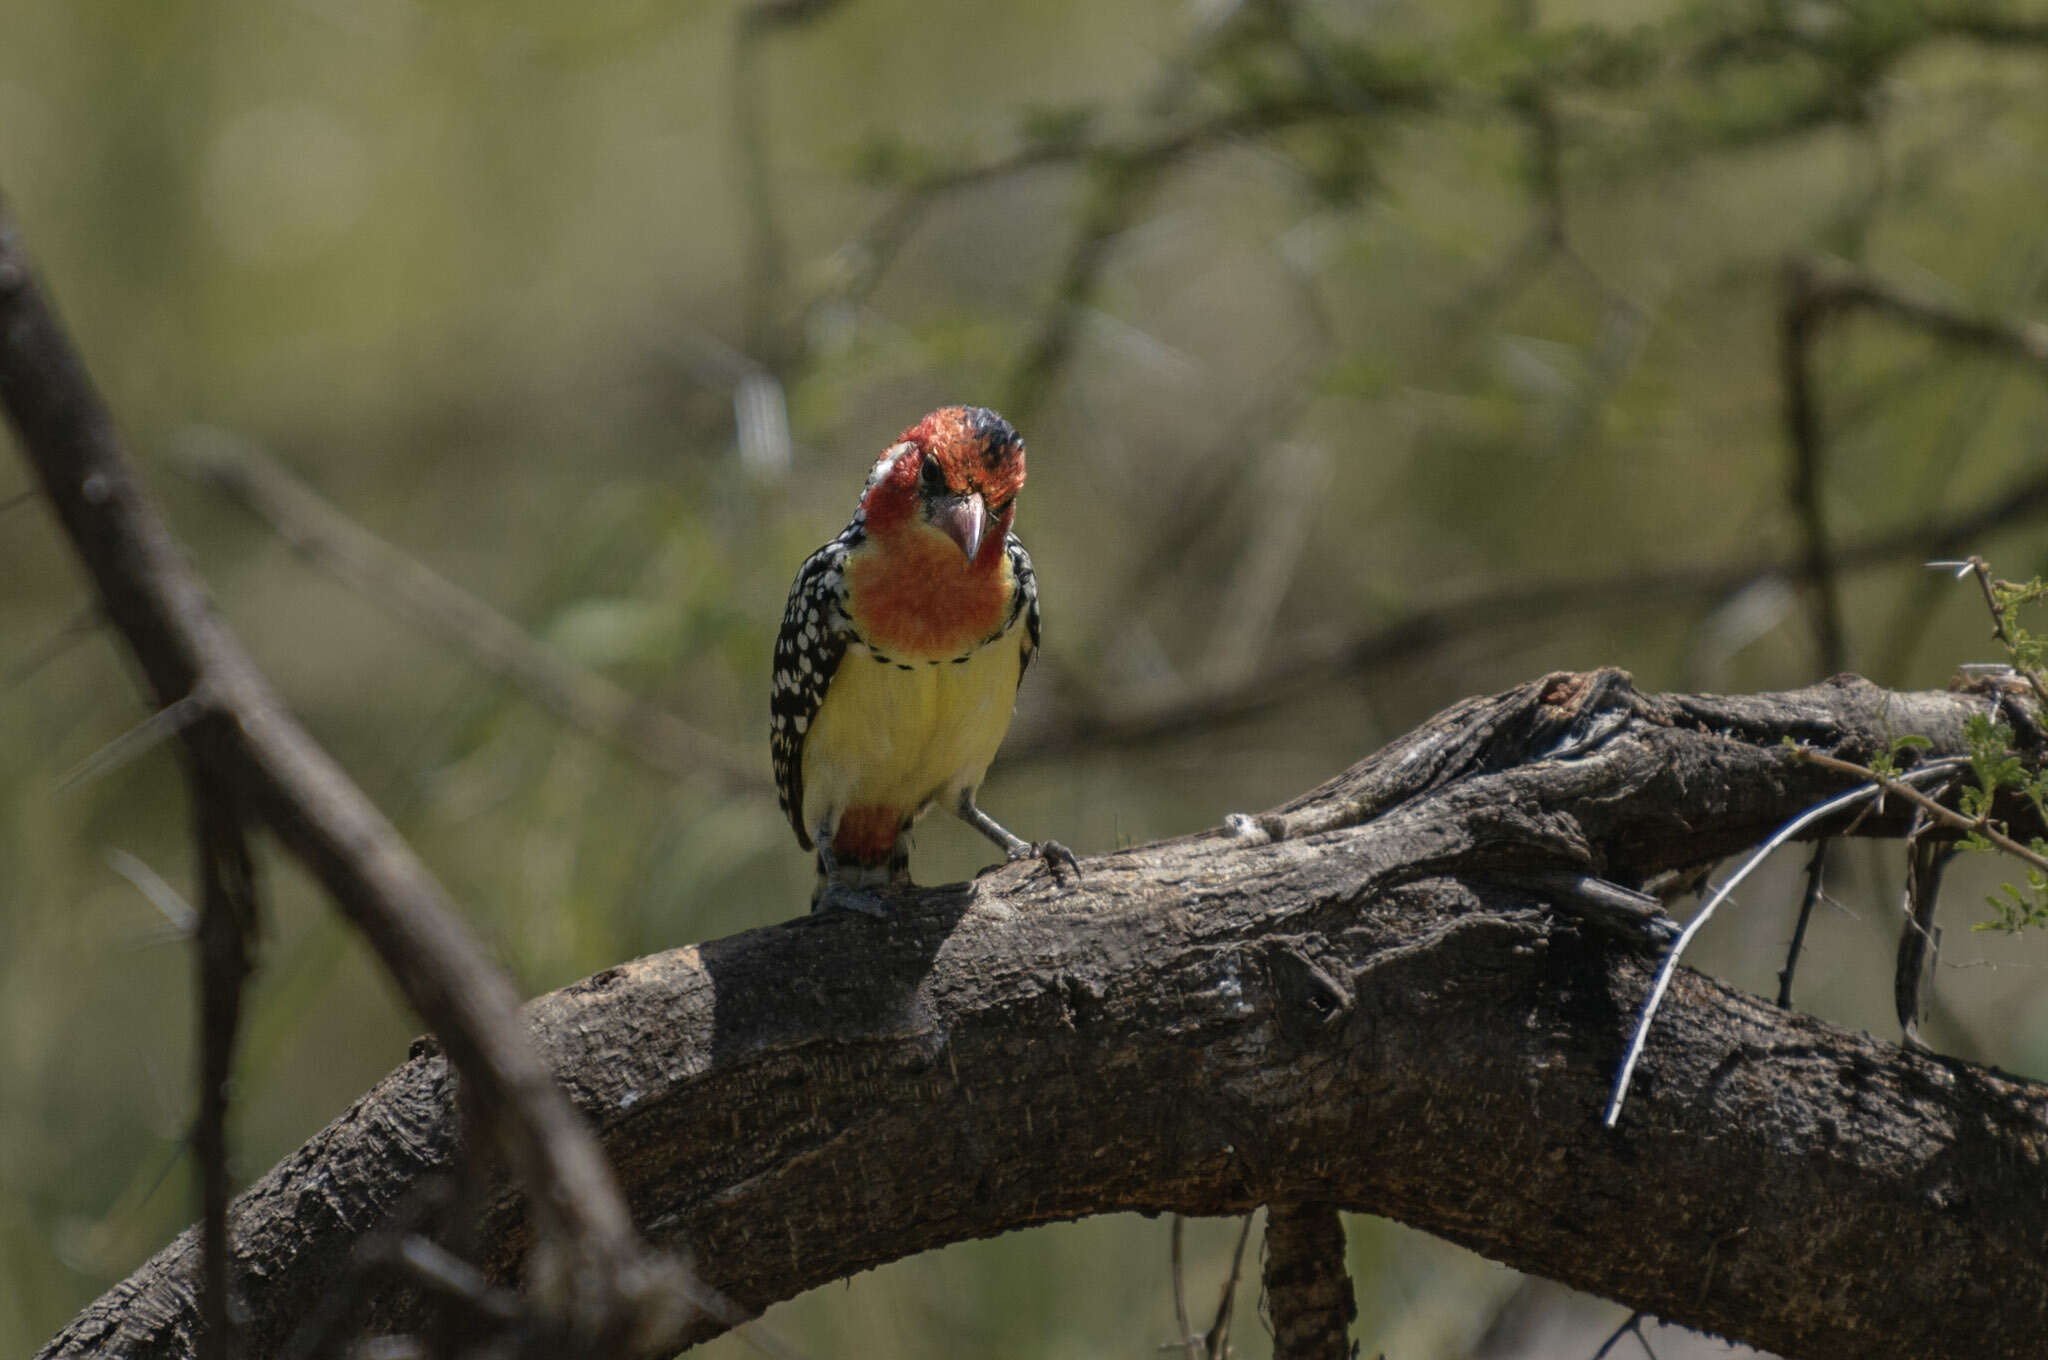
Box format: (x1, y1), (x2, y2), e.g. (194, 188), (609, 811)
(1263, 1203), (1357, 1359)
(38, 670), (2048, 1360)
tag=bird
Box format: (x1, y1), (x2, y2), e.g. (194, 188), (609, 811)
(770, 404), (1077, 913)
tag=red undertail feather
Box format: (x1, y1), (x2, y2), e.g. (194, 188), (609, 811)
(833, 805), (906, 866)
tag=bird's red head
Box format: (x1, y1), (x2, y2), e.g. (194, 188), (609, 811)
(859, 405), (1026, 570)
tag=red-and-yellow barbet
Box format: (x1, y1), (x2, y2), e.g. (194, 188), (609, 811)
(771, 405), (1077, 913)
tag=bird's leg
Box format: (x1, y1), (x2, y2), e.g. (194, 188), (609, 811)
(811, 827), (893, 917)
(956, 789), (1079, 880)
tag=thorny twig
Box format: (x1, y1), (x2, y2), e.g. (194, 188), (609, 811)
(1967, 555), (2048, 709)
(1797, 748), (2048, 877)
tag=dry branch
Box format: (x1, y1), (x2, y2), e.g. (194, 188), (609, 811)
(0, 204), (678, 1352)
(39, 669), (2048, 1360)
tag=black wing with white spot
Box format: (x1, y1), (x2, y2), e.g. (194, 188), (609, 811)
(770, 529), (859, 849)
(1007, 531), (1041, 682)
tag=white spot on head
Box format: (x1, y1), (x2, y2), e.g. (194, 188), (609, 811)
(865, 441), (915, 493)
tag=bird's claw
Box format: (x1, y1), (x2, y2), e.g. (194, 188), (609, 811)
(813, 880), (894, 917)
(1008, 838), (1080, 882)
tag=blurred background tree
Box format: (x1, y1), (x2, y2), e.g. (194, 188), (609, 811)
(7, 0), (2048, 1355)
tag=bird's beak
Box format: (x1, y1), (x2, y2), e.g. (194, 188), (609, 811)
(934, 492), (987, 564)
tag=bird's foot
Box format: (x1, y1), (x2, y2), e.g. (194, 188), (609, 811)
(1007, 838), (1080, 882)
(812, 880), (895, 917)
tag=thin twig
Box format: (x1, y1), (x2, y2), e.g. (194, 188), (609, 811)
(1604, 760), (1966, 1127)
(56, 689), (209, 792)
(1205, 1212), (1258, 1359)
(1774, 840), (1830, 1008)
(1590, 1310), (1659, 1360)
(1171, 1215), (1201, 1360)
(1799, 748), (2048, 875)
(1795, 254), (2048, 373)
(1967, 555), (2048, 709)
(108, 847), (197, 936)
(172, 429), (762, 792)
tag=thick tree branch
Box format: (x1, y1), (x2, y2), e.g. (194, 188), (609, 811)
(41, 670), (2048, 1360)
(0, 205), (679, 1351)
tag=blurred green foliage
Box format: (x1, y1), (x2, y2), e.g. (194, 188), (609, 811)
(9, 0), (2048, 1355)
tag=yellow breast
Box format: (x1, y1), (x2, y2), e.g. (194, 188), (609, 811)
(800, 628), (1026, 856)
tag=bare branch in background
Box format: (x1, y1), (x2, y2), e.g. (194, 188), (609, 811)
(730, 0), (851, 373)
(1013, 458), (2048, 758)
(166, 402), (2048, 789)
(171, 430), (764, 793)
(1796, 253), (2048, 370)
(1781, 258), (1851, 677)
(0, 201), (683, 1354)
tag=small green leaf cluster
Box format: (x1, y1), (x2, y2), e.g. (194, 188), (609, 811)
(1992, 576), (2048, 682)
(1866, 732), (1929, 779)
(1966, 574), (2048, 932)
(1962, 714), (2048, 932)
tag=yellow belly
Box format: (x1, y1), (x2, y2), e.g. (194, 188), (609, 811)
(801, 631), (1025, 854)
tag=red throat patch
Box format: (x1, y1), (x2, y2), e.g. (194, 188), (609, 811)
(848, 516), (1013, 656)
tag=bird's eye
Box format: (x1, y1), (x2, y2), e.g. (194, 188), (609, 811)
(990, 495), (1014, 517)
(919, 456), (948, 496)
